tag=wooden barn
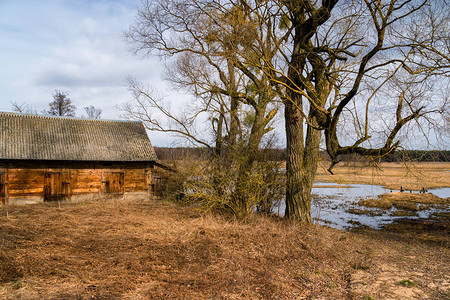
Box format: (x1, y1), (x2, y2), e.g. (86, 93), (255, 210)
(0, 112), (159, 205)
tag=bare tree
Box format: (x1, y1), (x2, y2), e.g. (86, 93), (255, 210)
(272, 0), (449, 222)
(45, 90), (76, 117)
(221, 0), (448, 222)
(125, 0), (282, 217)
(126, 0), (449, 223)
(10, 101), (37, 114)
(84, 106), (102, 119)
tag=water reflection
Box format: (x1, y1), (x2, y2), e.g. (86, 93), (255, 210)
(273, 182), (449, 230)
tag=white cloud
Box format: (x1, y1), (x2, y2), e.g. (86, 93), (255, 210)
(0, 0), (185, 146)
(0, 0), (165, 123)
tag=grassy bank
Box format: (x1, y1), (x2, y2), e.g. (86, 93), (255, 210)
(0, 199), (448, 299)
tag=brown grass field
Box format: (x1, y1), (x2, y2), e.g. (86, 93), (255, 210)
(0, 199), (448, 299)
(0, 162), (449, 299)
(316, 161), (450, 190)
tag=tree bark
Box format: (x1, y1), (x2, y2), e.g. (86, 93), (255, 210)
(284, 91), (310, 222)
(233, 101), (268, 217)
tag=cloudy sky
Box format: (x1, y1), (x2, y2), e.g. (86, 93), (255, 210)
(0, 0), (180, 145)
(0, 1), (445, 150)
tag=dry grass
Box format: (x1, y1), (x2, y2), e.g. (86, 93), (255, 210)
(316, 162), (450, 190)
(359, 192), (448, 211)
(0, 199), (359, 299)
(0, 199), (448, 299)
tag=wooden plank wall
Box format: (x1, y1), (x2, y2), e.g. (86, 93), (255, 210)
(8, 169), (44, 196)
(1, 162), (154, 202)
(124, 168), (148, 192)
(71, 169), (103, 195)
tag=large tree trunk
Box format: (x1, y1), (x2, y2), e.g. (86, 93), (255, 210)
(282, 0), (337, 224)
(301, 113), (323, 219)
(284, 93), (311, 222)
(284, 22), (311, 222)
(284, 103), (323, 224)
(284, 28), (331, 223)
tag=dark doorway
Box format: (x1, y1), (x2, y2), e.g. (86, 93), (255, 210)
(44, 172), (68, 201)
(151, 170), (167, 196)
(0, 173), (5, 204)
(104, 172), (124, 194)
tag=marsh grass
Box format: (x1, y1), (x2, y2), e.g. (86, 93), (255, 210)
(359, 192), (447, 212)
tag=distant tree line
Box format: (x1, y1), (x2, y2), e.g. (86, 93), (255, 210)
(380, 150), (450, 162)
(325, 151), (450, 163)
(155, 147), (450, 163)
(154, 147), (211, 161)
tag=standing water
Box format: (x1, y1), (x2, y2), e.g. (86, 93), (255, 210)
(273, 183), (449, 230)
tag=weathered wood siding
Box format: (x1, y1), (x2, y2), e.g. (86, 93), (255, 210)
(124, 168), (149, 191)
(71, 169), (103, 194)
(0, 161), (154, 204)
(7, 169), (45, 196)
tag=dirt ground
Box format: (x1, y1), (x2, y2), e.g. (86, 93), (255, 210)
(315, 162), (450, 190)
(0, 199), (448, 299)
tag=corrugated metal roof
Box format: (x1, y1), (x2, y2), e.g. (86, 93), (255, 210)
(0, 112), (157, 162)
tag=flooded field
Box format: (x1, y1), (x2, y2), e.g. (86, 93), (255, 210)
(274, 182), (450, 230)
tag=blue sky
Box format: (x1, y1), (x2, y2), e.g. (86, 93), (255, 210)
(0, 0), (179, 145)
